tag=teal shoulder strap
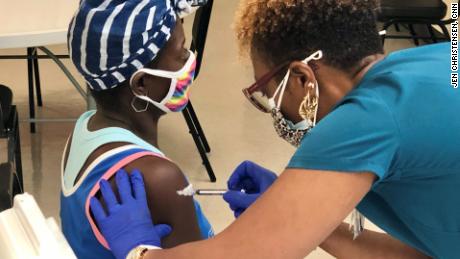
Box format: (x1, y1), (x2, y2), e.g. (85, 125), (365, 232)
(63, 110), (164, 189)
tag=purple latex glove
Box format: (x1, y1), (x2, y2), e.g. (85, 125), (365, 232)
(90, 169), (171, 259)
(223, 161), (278, 218)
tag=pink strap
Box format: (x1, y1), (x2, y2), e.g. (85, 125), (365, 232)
(85, 151), (166, 250)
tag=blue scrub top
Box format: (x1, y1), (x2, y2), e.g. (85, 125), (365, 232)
(287, 43), (460, 258)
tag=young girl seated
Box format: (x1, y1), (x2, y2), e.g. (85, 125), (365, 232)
(60, 1), (213, 258)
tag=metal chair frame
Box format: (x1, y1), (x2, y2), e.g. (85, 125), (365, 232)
(182, 0), (216, 182)
(0, 86), (23, 196)
(381, 18), (454, 45)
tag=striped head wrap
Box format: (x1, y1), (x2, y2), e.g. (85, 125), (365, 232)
(68, 0), (194, 91)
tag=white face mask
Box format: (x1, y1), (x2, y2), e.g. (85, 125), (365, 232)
(267, 50), (323, 146)
(130, 50), (196, 113)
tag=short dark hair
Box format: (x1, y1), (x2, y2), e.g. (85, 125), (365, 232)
(234, 0), (383, 70)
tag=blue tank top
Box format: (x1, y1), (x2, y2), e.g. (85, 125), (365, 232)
(60, 111), (213, 259)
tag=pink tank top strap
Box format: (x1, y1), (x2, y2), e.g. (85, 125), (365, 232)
(84, 151), (168, 249)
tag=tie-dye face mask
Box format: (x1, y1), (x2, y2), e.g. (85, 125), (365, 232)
(130, 50), (196, 113)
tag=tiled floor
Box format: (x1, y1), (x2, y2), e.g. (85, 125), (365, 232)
(0, 1), (420, 258)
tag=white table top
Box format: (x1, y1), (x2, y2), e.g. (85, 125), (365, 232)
(0, 0), (79, 49)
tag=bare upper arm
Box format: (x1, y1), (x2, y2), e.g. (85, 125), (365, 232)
(143, 169), (375, 259)
(158, 169), (375, 259)
(218, 169), (375, 258)
(99, 156), (203, 248)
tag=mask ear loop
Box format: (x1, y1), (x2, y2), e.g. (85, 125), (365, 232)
(129, 73), (172, 113)
(136, 50), (196, 79)
(269, 50), (323, 111)
(128, 50), (195, 109)
(312, 81), (319, 126)
(276, 50), (323, 109)
(305, 50), (323, 63)
(275, 69), (291, 109)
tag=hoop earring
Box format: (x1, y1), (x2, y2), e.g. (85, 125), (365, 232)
(298, 82), (318, 122)
(131, 96), (149, 112)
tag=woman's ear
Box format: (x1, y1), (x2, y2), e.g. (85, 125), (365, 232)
(289, 61), (316, 91)
(130, 72), (148, 96)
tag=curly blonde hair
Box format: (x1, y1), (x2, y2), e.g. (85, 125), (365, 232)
(234, 0), (382, 69)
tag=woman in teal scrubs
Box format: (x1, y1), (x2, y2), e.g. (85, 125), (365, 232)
(89, 0), (459, 258)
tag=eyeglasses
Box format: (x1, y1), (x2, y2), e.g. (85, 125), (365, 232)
(243, 50), (323, 113)
(242, 62), (288, 113)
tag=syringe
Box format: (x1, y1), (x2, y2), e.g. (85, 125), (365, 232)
(194, 189), (227, 196)
(177, 184), (245, 196)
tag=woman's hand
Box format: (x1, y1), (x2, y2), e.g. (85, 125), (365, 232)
(90, 169), (171, 259)
(223, 161), (278, 217)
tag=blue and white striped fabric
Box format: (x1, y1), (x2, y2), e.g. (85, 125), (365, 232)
(68, 0), (192, 91)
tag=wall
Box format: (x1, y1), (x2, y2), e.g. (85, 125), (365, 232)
(444, 0), (456, 19)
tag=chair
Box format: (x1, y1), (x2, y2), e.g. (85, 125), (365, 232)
(378, 0), (454, 45)
(27, 47), (43, 133)
(182, 0), (217, 182)
(0, 162), (14, 212)
(0, 85), (24, 196)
